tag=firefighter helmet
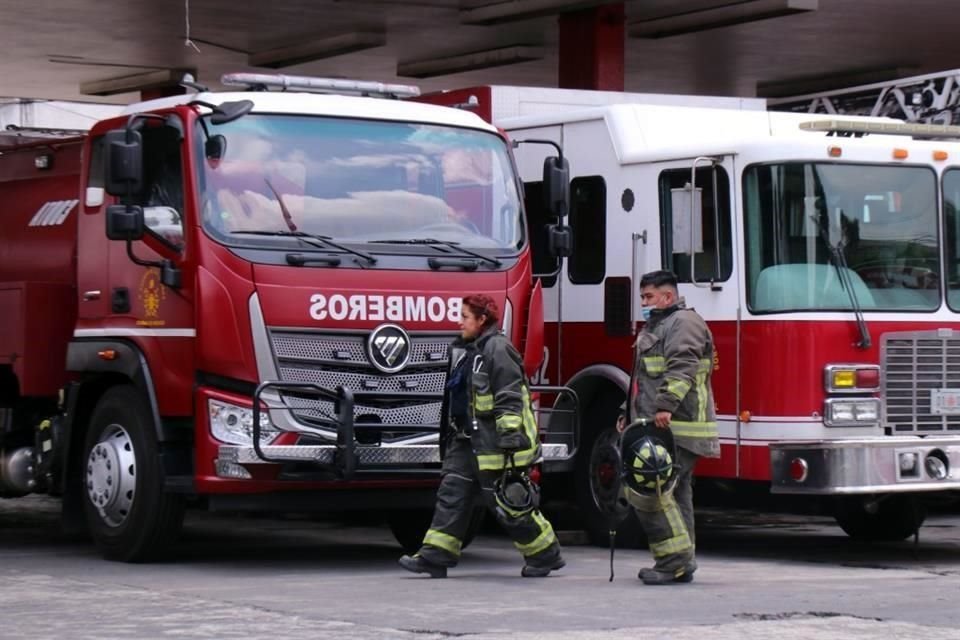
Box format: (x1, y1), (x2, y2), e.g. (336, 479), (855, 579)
(620, 420), (677, 499)
(493, 468), (540, 519)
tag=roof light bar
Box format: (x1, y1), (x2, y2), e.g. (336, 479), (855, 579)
(800, 119), (960, 139)
(220, 73), (420, 98)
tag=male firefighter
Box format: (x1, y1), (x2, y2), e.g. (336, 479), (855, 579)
(618, 270), (719, 585)
(399, 294), (565, 578)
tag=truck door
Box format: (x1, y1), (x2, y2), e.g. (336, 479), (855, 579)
(106, 122), (194, 333)
(653, 155), (740, 480)
(77, 137), (111, 323)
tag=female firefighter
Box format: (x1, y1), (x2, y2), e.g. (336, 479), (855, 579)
(399, 294), (565, 578)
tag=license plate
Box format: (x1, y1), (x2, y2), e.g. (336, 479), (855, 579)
(931, 389), (960, 415)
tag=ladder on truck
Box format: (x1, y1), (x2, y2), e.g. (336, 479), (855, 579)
(768, 68), (960, 125)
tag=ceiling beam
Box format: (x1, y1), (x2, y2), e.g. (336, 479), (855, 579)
(629, 0), (818, 39)
(249, 31), (386, 69)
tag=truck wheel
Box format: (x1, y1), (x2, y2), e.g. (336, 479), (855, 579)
(388, 507), (485, 553)
(574, 424), (646, 548)
(833, 495), (927, 541)
(83, 385), (185, 562)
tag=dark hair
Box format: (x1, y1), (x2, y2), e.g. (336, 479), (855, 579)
(462, 294), (500, 329)
(639, 270), (678, 290)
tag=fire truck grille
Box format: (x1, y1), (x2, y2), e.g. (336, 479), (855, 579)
(268, 329), (453, 440)
(882, 331), (960, 433)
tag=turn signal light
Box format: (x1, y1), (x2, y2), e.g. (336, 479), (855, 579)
(824, 364), (881, 392)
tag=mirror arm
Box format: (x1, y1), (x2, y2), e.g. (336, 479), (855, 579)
(513, 138), (564, 163)
(124, 241), (181, 289)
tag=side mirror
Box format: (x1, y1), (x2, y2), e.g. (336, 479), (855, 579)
(104, 129), (143, 197)
(205, 134), (227, 161)
(542, 156), (570, 218)
(106, 204), (145, 241)
(547, 224), (572, 258)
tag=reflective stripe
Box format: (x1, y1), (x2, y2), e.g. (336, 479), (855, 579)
(651, 494), (692, 558)
(650, 533), (692, 558)
(496, 414), (523, 431)
(670, 420), (718, 438)
(696, 370), (707, 423)
(477, 448), (538, 470)
(666, 377), (691, 400)
(474, 393), (494, 412)
(643, 356), (665, 374)
(423, 529), (462, 557)
(514, 511), (557, 557)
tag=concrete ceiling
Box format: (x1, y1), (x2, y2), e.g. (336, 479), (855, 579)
(1, 0), (958, 106)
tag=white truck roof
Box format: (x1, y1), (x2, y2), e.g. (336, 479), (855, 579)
(121, 91), (499, 133)
(486, 85), (929, 164)
(482, 85), (767, 121)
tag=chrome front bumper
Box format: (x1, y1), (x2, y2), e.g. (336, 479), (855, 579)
(217, 442), (570, 470)
(770, 436), (960, 494)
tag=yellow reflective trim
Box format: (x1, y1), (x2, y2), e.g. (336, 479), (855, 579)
(650, 533), (692, 558)
(496, 414), (523, 431)
(477, 448), (538, 470)
(666, 378), (691, 400)
(643, 356), (666, 374)
(696, 371), (707, 423)
(474, 393), (494, 412)
(670, 420), (718, 438)
(514, 512), (557, 556)
(423, 529), (462, 556)
(521, 387), (539, 443)
(663, 496), (688, 539)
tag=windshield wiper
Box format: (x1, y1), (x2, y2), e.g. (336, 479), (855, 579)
(231, 230), (377, 265)
(812, 215), (871, 350)
(369, 238), (501, 267)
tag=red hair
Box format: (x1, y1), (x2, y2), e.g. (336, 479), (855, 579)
(462, 294), (500, 329)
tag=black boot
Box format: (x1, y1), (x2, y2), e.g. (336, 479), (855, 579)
(638, 560), (696, 585)
(521, 555), (566, 578)
(399, 554), (447, 578)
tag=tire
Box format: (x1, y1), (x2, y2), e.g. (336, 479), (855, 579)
(574, 423), (647, 549)
(83, 385), (185, 562)
(833, 495), (927, 541)
(388, 507), (485, 553)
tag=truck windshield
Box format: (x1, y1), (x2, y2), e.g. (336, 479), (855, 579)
(744, 162), (939, 312)
(196, 114), (523, 253)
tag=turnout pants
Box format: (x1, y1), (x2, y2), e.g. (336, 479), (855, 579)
(417, 436), (561, 568)
(631, 447), (699, 572)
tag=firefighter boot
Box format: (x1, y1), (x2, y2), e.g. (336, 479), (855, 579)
(399, 554), (447, 578)
(638, 560), (697, 585)
(521, 554), (566, 578)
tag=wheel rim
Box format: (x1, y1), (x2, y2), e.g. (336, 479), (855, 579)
(588, 430), (623, 513)
(86, 424), (137, 528)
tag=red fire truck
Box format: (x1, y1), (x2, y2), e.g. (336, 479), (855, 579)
(423, 85), (960, 544)
(0, 74), (570, 561)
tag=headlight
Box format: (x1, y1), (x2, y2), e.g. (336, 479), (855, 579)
(824, 398), (880, 427)
(208, 399), (281, 446)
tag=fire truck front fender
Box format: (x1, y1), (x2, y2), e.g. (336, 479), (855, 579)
(66, 340), (170, 443)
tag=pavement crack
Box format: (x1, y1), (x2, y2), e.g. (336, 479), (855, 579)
(734, 612), (884, 622)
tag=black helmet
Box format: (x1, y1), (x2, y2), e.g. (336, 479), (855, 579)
(620, 420), (677, 499)
(493, 468), (540, 519)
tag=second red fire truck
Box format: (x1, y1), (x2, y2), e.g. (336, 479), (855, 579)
(423, 85), (960, 545)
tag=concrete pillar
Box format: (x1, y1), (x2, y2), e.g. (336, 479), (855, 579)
(558, 3), (624, 91)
